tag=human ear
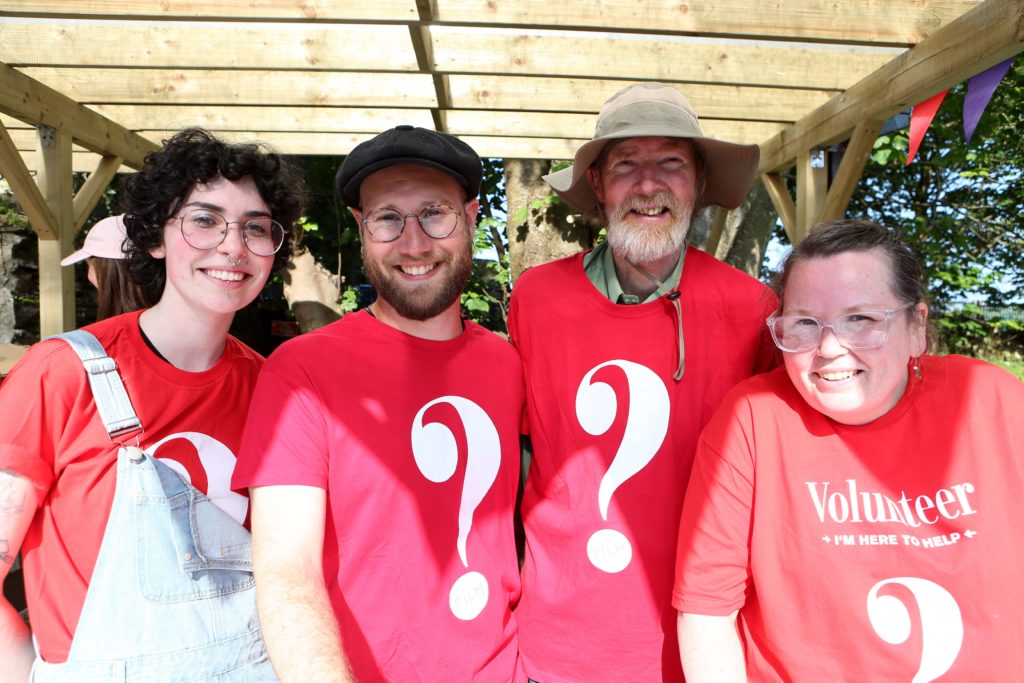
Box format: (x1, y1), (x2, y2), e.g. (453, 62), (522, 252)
(586, 166), (605, 204)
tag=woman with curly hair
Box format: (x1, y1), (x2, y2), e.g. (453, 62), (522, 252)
(0, 128), (306, 681)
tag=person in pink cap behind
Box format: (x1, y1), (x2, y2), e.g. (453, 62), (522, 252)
(61, 214), (150, 319)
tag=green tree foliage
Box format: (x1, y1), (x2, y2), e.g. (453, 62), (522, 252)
(845, 60), (1024, 354)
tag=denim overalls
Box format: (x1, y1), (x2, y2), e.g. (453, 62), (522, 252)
(31, 330), (277, 682)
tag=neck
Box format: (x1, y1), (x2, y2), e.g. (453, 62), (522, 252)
(369, 298), (464, 341)
(611, 246), (682, 298)
(139, 301), (233, 372)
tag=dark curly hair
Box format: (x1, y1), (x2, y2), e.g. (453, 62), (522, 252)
(121, 128), (307, 303)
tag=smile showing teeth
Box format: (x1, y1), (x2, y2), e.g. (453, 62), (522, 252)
(204, 269), (246, 282)
(400, 263), (437, 276)
(632, 207), (666, 216)
(817, 370), (858, 382)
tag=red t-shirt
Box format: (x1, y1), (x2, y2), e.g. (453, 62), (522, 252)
(674, 356), (1024, 681)
(0, 310), (263, 662)
(507, 248), (778, 683)
(233, 311), (526, 682)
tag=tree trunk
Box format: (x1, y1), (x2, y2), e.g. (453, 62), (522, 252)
(690, 184), (775, 278)
(282, 249), (343, 333)
(505, 159), (595, 282)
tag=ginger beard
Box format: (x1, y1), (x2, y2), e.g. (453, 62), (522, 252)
(362, 235), (473, 322)
(604, 190), (694, 264)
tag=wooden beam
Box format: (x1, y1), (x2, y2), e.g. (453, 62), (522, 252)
(759, 0), (1024, 173)
(761, 173), (796, 243)
(1, 22), (417, 72)
(2, 0), (979, 45)
(430, 29), (898, 88)
(434, 0), (981, 44)
(0, 120), (57, 239)
(86, 105), (437, 133)
(796, 148), (827, 241)
(820, 119), (885, 222)
(448, 76), (836, 120)
(21, 151), (113, 174)
(0, 1), (418, 21)
(18, 67), (438, 108)
(73, 154), (123, 232)
(36, 125), (76, 335)
(6, 117), (781, 156)
(0, 62), (155, 168)
(411, 0), (446, 131)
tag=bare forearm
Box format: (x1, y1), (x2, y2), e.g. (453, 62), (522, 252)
(0, 471), (36, 683)
(257, 571), (356, 683)
(0, 598), (33, 683)
(677, 611), (746, 683)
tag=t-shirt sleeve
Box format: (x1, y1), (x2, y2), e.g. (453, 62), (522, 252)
(0, 342), (78, 493)
(672, 395), (757, 616)
(232, 352), (330, 491)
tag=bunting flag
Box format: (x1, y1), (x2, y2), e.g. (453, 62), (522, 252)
(906, 89), (948, 165)
(963, 57), (1016, 144)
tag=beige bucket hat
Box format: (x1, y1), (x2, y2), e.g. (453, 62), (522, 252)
(543, 82), (760, 215)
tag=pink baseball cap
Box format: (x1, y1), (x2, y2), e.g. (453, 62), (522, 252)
(61, 215), (129, 266)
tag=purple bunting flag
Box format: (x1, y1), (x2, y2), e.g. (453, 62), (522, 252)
(964, 56), (1016, 144)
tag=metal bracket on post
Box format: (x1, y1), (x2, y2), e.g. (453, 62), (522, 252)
(37, 124), (57, 149)
(809, 149), (826, 169)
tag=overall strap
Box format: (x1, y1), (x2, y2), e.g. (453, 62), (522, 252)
(50, 329), (143, 439)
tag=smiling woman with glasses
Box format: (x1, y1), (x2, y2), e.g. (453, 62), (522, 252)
(0, 127), (306, 681)
(673, 219), (1024, 682)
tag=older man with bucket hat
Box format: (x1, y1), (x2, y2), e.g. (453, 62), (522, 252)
(507, 82), (779, 682)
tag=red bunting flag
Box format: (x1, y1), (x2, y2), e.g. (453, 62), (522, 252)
(906, 89), (949, 165)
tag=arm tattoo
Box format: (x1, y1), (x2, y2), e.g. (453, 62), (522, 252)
(0, 539), (9, 565)
(0, 469), (27, 518)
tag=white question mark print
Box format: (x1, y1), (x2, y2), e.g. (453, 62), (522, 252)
(148, 431), (248, 524)
(412, 396), (500, 621)
(576, 360), (670, 573)
(866, 577), (964, 682)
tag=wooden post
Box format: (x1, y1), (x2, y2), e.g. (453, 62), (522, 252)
(796, 148), (827, 242)
(761, 173), (797, 244)
(36, 125), (75, 336)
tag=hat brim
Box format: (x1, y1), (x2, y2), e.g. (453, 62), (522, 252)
(60, 249), (91, 267)
(544, 128), (760, 216)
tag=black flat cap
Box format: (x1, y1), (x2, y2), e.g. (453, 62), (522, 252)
(336, 125), (482, 207)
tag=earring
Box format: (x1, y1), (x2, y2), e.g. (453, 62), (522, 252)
(911, 356), (922, 380)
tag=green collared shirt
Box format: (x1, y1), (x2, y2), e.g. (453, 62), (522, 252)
(582, 241), (684, 304)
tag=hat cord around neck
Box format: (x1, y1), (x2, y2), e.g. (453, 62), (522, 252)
(625, 253), (686, 382)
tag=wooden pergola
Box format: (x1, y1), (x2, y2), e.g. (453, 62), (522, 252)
(1, 0), (1022, 336)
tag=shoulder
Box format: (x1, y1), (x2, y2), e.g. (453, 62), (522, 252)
(263, 314), (364, 366)
(224, 335), (266, 370)
(514, 251), (588, 292)
(463, 321), (520, 361)
(685, 247), (771, 293)
(928, 354), (1022, 393)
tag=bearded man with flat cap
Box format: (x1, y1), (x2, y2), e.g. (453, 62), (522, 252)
(234, 126), (527, 682)
(507, 83), (779, 682)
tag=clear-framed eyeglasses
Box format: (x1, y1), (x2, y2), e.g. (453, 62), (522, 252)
(176, 208), (285, 256)
(361, 204), (462, 243)
(766, 303), (915, 353)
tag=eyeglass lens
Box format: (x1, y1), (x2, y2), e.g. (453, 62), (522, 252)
(364, 205), (459, 242)
(180, 209), (284, 256)
(771, 311), (893, 352)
